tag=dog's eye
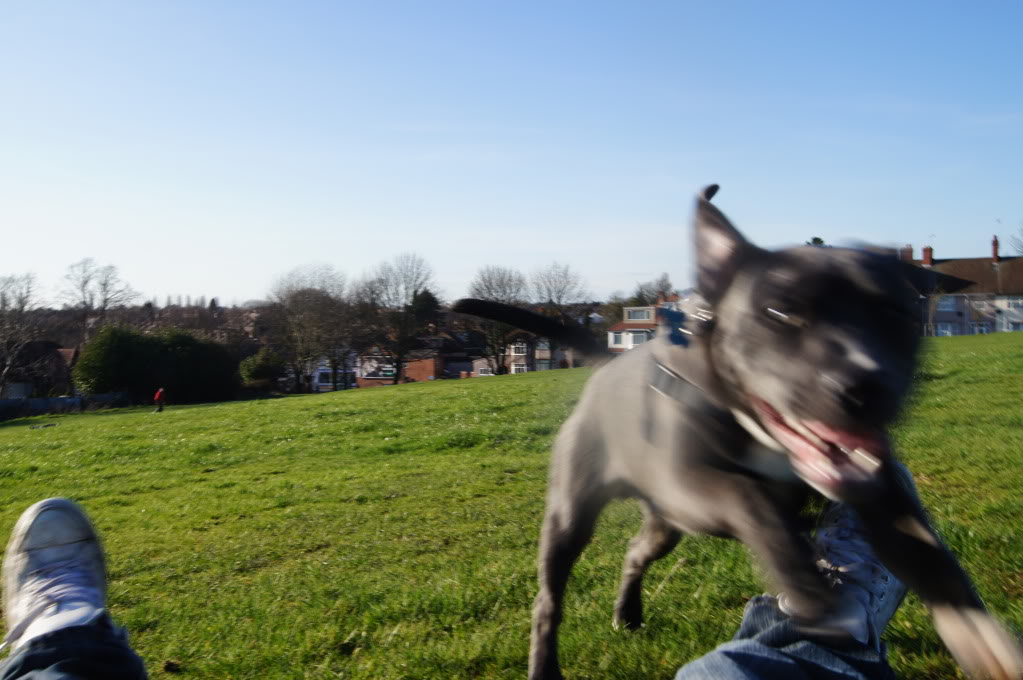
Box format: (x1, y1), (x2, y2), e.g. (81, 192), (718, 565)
(764, 306), (809, 328)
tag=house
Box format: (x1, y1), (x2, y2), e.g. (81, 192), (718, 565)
(356, 332), (485, 387)
(902, 238), (1023, 336)
(607, 305), (658, 352)
(470, 334), (574, 376)
(0, 342), (77, 398)
(305, 353), (359, 392)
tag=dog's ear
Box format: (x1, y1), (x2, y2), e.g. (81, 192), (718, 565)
(693, 184), (751, 303)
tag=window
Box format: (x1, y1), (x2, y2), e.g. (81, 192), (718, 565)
(626, 308), (652, 320)
(512, 342), (527, 355)
(318, 372), (331, 384)
(512, 363), (528, 374)
(935, 296), (957, 312)
(476, 366), (494, 376)
(935, 322), (956, 337)
(611, 332), (623, 345)
(1012, 322), (1023, 332)
(535, 339), (550, 350)
(536, 359), (551, 371)
(1006, 296), (1023, 310)
(631, 332), (648, 345)
(970, 322), (990, 335)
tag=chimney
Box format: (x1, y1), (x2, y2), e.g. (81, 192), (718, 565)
(993, 235), (1000, 263)
(922, 246), (933, 267)
(899, 244), (913, 261)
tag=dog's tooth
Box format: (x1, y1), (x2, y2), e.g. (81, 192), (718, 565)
(808, 458), (838, 482)
(821, 460), (840, 481)
(851, 447), (881, 472)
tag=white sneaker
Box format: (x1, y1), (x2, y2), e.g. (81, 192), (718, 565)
(813, 467), (915, 650)
(1, 498), (108, 653)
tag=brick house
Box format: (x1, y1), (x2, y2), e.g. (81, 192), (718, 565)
(902, 238), (1023, 336)
(356, 332), (483, 387)
(0, 342), (77, 398)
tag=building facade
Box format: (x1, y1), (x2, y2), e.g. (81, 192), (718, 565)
(607, 306), (658, 352)
(904, 237), (1023, 336)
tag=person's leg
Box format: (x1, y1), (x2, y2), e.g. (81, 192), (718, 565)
(0, 499), (146, 680)
(674, 593), (897, 680)
(675, 465), (919, 680)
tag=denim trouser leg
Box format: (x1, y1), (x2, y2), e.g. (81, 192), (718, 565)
(675, 596), (897, 680)
(0, 622), (147, 680)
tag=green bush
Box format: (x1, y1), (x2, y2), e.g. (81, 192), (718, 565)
(239, 347), (286, 383)
(74, 327), (240, 404)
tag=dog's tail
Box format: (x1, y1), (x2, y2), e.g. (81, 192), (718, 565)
(452, 298), (605, 358)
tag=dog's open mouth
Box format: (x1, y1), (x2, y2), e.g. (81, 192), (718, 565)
(750, 398), (888, 494)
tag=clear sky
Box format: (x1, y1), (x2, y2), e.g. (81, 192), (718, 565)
(2, 1), (1021, 306)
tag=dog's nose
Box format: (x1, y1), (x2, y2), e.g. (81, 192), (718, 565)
(827, 372), (891, 420)
(841, 377), (881, 412)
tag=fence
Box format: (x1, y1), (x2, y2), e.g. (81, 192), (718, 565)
(0, 393), (130, 421)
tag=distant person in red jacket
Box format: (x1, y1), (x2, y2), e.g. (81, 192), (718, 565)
(153, 387), (166, 413)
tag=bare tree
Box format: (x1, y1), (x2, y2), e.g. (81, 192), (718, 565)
(629, 272), (675, 306)
(275, 263), (347, 299)
(368, 253), (437, 384)
(270, 264), (347, 392)
(0, 275), (41, 396)
(465, 265), (528, 374)
(469, 265), (527, 303)
(61, 258), (138, 344)
(374, 253), (434, 310)
(531, 262), (589, 368)
(531, 262), (587, 312)
(1010, 222), (1023, 256)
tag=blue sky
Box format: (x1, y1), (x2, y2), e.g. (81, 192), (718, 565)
(2, 1), (1021, 305)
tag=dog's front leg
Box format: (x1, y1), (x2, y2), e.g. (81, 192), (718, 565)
(660, 473), (836, 624)
(855, 464), (1023, 679)
(728, 496), (837, 624)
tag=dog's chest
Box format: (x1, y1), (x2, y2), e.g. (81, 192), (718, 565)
(627, 360), (800, 484)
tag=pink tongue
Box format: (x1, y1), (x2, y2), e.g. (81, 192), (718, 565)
(803, 422), (886, 455)
(769, 427), (829, 466)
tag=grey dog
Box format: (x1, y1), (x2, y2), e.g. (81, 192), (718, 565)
(454, 185), (1023, 680)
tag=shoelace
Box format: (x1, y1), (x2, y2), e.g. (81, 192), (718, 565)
(0, 557), (100, 653)
(817, 523), (894, 616)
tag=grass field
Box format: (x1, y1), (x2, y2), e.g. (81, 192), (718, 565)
(1, 334), (1022, 678)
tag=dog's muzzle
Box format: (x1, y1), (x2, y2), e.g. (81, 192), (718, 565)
(750, 397), (888, 498)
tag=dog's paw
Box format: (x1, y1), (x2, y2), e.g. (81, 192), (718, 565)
(933, 606), (1023, 680)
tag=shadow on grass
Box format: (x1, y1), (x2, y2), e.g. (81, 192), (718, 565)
(0, 391), (302, 429)
(914, 368), (961, 382)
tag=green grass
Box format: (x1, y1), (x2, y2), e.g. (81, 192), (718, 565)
(1, 334), (1022, 678)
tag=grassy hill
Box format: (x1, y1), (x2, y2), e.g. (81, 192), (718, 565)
(1, 334), (1021, 678)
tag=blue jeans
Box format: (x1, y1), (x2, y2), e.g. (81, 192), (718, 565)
(0, 598), (892, 680)
(675, 596), (897, 680)
(0, 621), (146, 680)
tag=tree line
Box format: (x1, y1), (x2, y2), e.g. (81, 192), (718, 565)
(1, 254), (680, 402)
